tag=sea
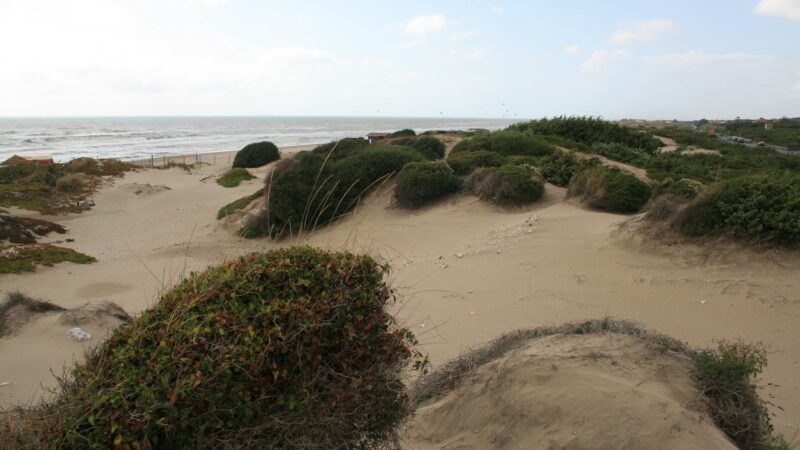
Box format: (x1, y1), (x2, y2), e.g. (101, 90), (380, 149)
(0, 117), (520, 163)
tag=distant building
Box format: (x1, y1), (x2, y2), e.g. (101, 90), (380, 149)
(764, 122), (773, 130)
(367, 132), (391, 144)
(1, 154), (54, 166)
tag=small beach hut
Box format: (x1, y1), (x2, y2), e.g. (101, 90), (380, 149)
(367, 132), (390, 144)
(1, 154), (54, 166)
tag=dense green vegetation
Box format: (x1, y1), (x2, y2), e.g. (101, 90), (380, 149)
(232, 141), (280, 168)
(719, 118), (800, 148)
(216, 167), (255, 187)
(0, 244), (96, 273)
(509, 116), (662, 152)
(0, 215), (66, 244)
(675, 174), (800, 246)
(389, 128), (416, 138)
(466, 165), (544, 206)
(310, 138), (370, 160)
(446, 150), (507, 176)
(450, 130), (555, 157)
(393, 162), (462, 208)
(411, 136), (446, 160)
(1, 247), (416, 448)
(537, 152), (600, 187)
(568, 166), (652, 213)
(216, 188), (264, 220)
(252, 143), (425, 238)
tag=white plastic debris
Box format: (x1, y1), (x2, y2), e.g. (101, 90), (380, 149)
(455, 252), (464, 258)
(66, 327), (91, 342)
(0, 381), (10, 387)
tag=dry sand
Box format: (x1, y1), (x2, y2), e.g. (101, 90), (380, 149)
(404, 333), (736, 449)
(1, 144), (799, 441)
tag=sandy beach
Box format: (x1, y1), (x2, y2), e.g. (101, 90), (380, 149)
(1, 143), (799, 440)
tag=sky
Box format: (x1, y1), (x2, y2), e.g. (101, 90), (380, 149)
(0, 0), (798, 119)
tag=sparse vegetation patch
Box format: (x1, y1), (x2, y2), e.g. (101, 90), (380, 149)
(0, 244), (96, 274)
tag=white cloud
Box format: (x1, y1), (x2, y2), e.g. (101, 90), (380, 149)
(581, 49), (631, 75)
(490, 5), (505, 14)
(610, 19), (681, 44)
(755, 0), (800, 21)
(184, 0), (230, 6)
(404, 14), (448, 36)
(565, 45), (582, 56)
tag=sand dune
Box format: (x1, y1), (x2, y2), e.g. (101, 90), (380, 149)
(0, 145), (799, 440)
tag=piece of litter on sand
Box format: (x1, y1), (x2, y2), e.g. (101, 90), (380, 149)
(467, 289), (473, 294)
(455, 252), (464, 258)
(700, 300), (707, 304)
(0, 381), (10, 387)
(66, 327), (91, 342)
(469, 311), (475, 316)
(496, 249), (502, 254)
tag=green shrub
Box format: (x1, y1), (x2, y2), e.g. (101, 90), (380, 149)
(466, 165), (545, 205)
(651, 177), (704, 201)
(693, 341), (780, 450)
(232, 141), (280, 168)
(311, 138), (369, 161)
(65, 157), (99, 173)
(411, 136), (446, 160)
(675, 174), (800, 246)
(451, 130), (554, 157)
(217, 188), (264, 219)
(568, 166), (652, 213)
(393, 162), (462, 208)
(538, 152), (599, 187)
(389, 129), (416, 138)
(261, 145), (424, 238)
(0, 244), (96, 273)
(11, 247), (415, 449)
(217, 168), (255, 188)
(446, 151), (507, 176)
(509, 116), (662, 152)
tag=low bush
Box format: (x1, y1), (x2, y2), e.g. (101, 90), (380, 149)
(568, 166), (652, 213)
(411, 136), (446, 160)
(216, 188), (264, 220)
(232, 141), (280, 168)
(675, 174), (800, 246)
(693, 341), (784, 450)
(538, 152), (599, 187)
(509, 116), (662, 152)
(217, 168), (255, 188)
(311, 138), (369, 160)
(393, 162), (462, 208)
(0, 244), (96, 273)
(451, 130), (554, 157)
(390, 129), (416, 138)
(466, 165), (545, 206)
(446, 151), (507, 176)
(258, 144), (424, 238)
(651, 177), (704, 201)
(54, 174), (86, 193)
(1, 247), (417, 449)
(65, 157), (99, 173)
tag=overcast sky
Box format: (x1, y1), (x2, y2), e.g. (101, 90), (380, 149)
(0, 0), (798, 119)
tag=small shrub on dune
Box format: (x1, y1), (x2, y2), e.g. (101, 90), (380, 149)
(232, 141), (280, 168)
(451, 130), (555, 158)
(411, 136), (446, 160)
(390, 128), (416, 138)
(446, 150), (507, 176)
(675, 174), (800, 246)
(311, 138), (369, 160)
(466, 165), (545, 206)
(217, 167), (255, 188)
(3, 247), (416, 449)
(65, 157), (99, 174)
(262, 145), (424, 238)
(567, 166), (652, 213)
(54, 174), (86, 193)
(393, 162), (462, 208)
(538, 152), (599, 187)
(652, 177), (704, 202)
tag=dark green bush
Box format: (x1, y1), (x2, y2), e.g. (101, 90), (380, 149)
(675, 174), (800, 246)
(509, 116), (662, 152)
(389, 129), (416, 138)
(446, 151), (507, 176)
(14, 247), (415, 449)
(232, 141), (280, 168)
(451, 131), (554, 157)
(311, 138), (369, 161)
(411, 136), (446, 160)
(538, 152), (599, 187)
(217, 167), (255, 187)
(217, 188), (264, 219)
(261, 145), (424, 238)
(651, 177), (704, 201)
(393, 162), (462, 208)
(466, 165), (545, 205)
(568, 166), (652, 213)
